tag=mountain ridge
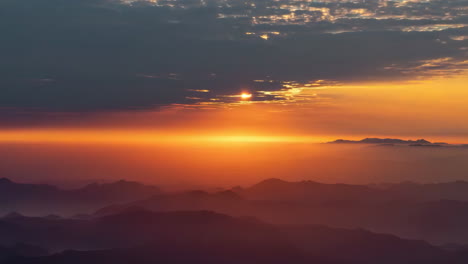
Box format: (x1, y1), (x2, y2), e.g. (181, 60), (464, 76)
(0, 178), (161, 216)
(328, 138), (434, 145)
(4, 209), (468, 264)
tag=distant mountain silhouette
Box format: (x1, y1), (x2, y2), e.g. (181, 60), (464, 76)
(238, 180), (468, 244)
(0, 210), (279, 251)
(329, 138), (433, 145)
(232, 178), (468, 204)
(4, 210), (468, 264)
(239, 178), (385, 202)
(7, 178), (468, 245)
(94, 179), (468, 244)
(0, 178), (161, 216)
(94, 189), (243, 217)
(282, 225), (460, 264)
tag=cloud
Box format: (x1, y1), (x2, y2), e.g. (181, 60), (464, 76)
(0, 0), (466, 112)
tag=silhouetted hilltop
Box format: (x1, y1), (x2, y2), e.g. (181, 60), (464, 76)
(329, 138), (432, 145)
(0, 178), (161, 216)
(3, 212), (26, 220)
(0, 178), (59, 197)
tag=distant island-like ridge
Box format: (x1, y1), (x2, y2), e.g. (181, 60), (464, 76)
(327, 138), (455, 146)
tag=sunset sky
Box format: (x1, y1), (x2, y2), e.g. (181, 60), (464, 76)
(1, 0), (467, 186)
(1, 74), (468, 144)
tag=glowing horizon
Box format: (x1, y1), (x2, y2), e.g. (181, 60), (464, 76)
(1, 128), (467, 145)
(0, 129), (329, 144)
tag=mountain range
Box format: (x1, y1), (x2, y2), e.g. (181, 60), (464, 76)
(329, 138), (437, 145)
(0, 178), (160, 216)
(5, 177), (468, 263)
(3, 209), (468, 264)
(93, 178), (468, 244)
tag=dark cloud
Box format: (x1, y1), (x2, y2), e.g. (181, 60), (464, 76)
(0, 0), (466, 112)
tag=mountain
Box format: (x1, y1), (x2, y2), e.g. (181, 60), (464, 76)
(236, 180), (468, 244)
(94, 189), (243, 217)
(4, 210), (468, 264)
(7, 178), (468, 245)
(238, 178), (387, 202)
(94, 179), (468, 244)
(239, 178), (468, 203)
(329, 138), (432, 145)
(281, 225), (457, 264)
(0, 178), (161, 216)
(0, 210), (318, 264)
(0, 209), (286, 252)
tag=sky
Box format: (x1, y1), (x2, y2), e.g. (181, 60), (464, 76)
(0, 0), (467, 186)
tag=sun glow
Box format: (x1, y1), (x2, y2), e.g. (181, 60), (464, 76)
(240, 93), (252, 99)
(0, 129), (324, 144)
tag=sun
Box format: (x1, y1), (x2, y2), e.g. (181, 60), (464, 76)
(240, 93), (252, 99)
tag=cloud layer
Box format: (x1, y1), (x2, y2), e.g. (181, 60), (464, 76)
(0, 0), (466, 112)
